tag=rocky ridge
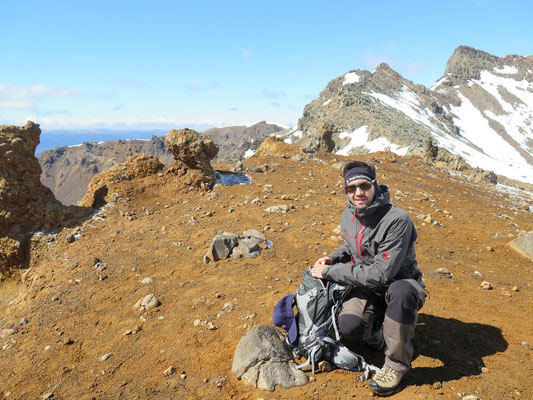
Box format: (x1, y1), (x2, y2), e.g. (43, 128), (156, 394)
(280, 46), (533, 185)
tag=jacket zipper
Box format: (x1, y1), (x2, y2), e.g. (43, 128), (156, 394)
(352, 210), (365, 258)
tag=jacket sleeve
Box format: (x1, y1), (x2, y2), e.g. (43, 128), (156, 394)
(328, 242), (353, 263)
(322, 216), (415, 290)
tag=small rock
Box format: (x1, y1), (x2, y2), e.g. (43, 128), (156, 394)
(512, 286), (519, 292)
(480, 281), (493, 290)
(66, 234), (76, 243)
(100, 353), (112, 361)
(42, 393), (54, 399)
(433, 382), (442, 389)
(461, 396), (480, 400)
(123, 330), (133, 336)
(265, 205), (290, 213)
(180, 373), (187, 379)
(19, 318), (29, 325)
(164, 366), (176, 376)
(206, 322), (216, 330)
(134, 294), (161, 311)
(194, 319), (202, 326)
(0, 329), (15, 338)
(140, 277), (154, 284)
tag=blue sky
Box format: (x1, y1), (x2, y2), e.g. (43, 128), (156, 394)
(1, 0), (532, 142)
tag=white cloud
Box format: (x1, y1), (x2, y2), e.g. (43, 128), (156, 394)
(0, 100), (36, 110)
(0, 83), (82, 110)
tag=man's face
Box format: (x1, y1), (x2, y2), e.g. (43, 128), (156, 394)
(347, 179), (375, 208)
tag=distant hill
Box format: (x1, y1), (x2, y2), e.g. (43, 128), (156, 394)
(38, 121), (284, 205)
(279, 46), (533, 184)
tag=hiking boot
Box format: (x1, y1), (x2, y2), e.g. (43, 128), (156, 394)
(369, 365), (404, 396)
(367, 328), (385, 351)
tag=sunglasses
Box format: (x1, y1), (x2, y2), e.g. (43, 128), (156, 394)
(345, 181), (374, 192)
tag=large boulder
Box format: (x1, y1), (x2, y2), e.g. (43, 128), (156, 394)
(507, 232), (533, 261)
(232, 325), (308, 391)
(165, 128), (218, 175)
(164, 128), (219, 191)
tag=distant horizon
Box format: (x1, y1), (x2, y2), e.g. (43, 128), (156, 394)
(35, 120), (288, 154)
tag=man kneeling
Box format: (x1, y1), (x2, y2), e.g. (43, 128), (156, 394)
(311, 160), (426, 396)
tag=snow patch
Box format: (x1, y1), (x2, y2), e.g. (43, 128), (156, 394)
(367, 86), (449, 135)
(494, 65), (518, 74)
(336, 126), (408, 156)
(448, 93), (533, 182)
(244, 148), (255, 158)
(323, 99), (332, 106)
(215, 171), (251, 186)
(343, 72), (360, 85)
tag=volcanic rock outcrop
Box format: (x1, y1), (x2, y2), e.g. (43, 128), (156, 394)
(39, 136), (173, 205)
(0, 122), (90, 272)
(165, 127), (219, 189)
(79, 154), (165, 208)
(79, 128), (219, 208)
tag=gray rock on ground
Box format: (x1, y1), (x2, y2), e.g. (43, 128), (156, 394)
(205, 231), (239, 261)
(265, 205), (290, 213)
(134, 294), (161, 310)
(232, 325), (308, 391)
(205, 229), (268, 262)
(242, 229), (266, 241)
(231, 237), (262, 259)
(507, 232), (533, 261)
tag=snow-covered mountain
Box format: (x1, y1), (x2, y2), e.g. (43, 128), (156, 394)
(280, 46), (533, 184)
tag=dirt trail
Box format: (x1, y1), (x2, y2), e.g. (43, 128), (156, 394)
(1, 152), (532, 400)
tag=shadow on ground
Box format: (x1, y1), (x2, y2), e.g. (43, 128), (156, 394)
(409, 313), (508, 385)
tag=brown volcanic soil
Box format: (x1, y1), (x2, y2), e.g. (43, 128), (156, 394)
(1, 151), (532, 400)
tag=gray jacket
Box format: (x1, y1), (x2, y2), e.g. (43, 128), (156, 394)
(322, 185), (423, 292)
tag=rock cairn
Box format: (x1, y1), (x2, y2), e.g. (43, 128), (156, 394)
(204, 229), (268, 263)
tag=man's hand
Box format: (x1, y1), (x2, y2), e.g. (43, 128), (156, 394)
(311, 256), (333, 279)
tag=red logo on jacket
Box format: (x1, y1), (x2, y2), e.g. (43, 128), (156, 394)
(382, 252), (390, 260)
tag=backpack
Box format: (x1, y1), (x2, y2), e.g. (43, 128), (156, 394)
(293, 266), (350, 373)
(273, 267), (379, 378)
